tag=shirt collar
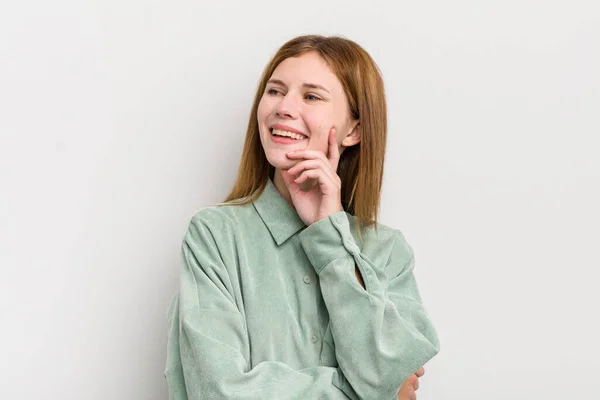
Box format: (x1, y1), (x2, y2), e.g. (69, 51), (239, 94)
(253, 178), (306, 246)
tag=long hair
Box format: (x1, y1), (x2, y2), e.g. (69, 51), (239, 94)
(224, 35), (388, 237)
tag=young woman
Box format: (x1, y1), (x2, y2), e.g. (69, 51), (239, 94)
(165, 35), (440, 400)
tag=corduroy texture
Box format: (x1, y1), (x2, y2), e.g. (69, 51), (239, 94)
(165, 179), (440, 399)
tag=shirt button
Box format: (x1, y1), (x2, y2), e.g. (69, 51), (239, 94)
(303, 276), (311, 284)
(310, 334), (318, 343)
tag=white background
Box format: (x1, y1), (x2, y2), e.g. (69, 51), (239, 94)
(1, 1), (599, 399)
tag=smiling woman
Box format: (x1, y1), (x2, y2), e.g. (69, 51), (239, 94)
(164, 35), (440, 400)
(258, 52), (361, 180)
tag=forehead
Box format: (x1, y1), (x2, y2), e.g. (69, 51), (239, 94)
(270, 52), (342, 92)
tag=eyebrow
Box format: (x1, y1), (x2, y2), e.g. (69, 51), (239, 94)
(267, 79), (331, 94)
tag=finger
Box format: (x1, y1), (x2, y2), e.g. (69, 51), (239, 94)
(327, 127), (340, 171)
(294, 166), (342, 195)
(286, 149), (331, 163)
(287, 159), (326, 176)
(410, 393), (416, 400)
(397, 385), (412, 400)
(415, 367), (425, 377)
(413, 377), (420, 391)
(288, 150), (340, 183)
(287, 159), (337, 184)
(280, 168), (300, 191)
(294, 168), (323, 185)
(406, 373), (418, 388)
(293, 167), (339, 192)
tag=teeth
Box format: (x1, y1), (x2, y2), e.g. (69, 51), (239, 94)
(272, 128), (305, 140)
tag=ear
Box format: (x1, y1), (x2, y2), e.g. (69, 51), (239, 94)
(341, 121), (361, 148)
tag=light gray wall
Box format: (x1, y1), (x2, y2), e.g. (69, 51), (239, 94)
(1, 0), (599, 399)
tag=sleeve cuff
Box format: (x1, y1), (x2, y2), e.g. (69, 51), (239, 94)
(298, 211), (360, 274)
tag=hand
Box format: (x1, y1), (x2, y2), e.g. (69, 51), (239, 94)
(282, 128), (343, 226)
(397, 367), (425, 400)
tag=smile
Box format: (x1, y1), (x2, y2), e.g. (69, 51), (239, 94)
(270, 128), (307, 141)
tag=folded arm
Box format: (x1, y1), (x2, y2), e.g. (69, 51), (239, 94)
(299, 212), (440, 400)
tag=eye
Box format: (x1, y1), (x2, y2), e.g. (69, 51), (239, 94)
(267, 88), (282, 95)
(305, 93), (321, 101)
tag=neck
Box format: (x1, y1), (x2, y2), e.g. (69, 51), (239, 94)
(273, 168), (293, 207)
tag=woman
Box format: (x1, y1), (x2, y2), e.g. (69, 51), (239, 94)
(165, 35), (440, 400)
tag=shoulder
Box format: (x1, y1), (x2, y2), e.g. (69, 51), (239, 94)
(184, 201), (257, 243)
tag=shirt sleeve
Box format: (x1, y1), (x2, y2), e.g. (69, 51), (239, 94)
(298, 211), (441, 400)
(164, 216), (353, 400)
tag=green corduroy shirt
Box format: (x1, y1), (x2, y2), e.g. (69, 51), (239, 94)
(165, 178), (440, 399)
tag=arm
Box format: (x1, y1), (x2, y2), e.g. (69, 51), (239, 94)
(164, 216), (352, 400)
(298, 211), (440, 400)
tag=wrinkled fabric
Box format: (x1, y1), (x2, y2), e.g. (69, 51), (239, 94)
(165, 178), (440, 399)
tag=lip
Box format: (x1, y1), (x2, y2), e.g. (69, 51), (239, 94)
(270, 134), (306, 145)
(270, 124), (308, 138)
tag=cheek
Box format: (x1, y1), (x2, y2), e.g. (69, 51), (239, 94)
(257, 97), (272, 124)
(256, 106), (265, 124)
(306, 111), (334, 150)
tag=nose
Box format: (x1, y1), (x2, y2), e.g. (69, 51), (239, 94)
(275, 93), (298, 119)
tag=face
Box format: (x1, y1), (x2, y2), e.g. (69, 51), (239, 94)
(257, 51), (360, 170)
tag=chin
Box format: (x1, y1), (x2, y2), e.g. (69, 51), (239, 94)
(264, 149), (296, 170)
